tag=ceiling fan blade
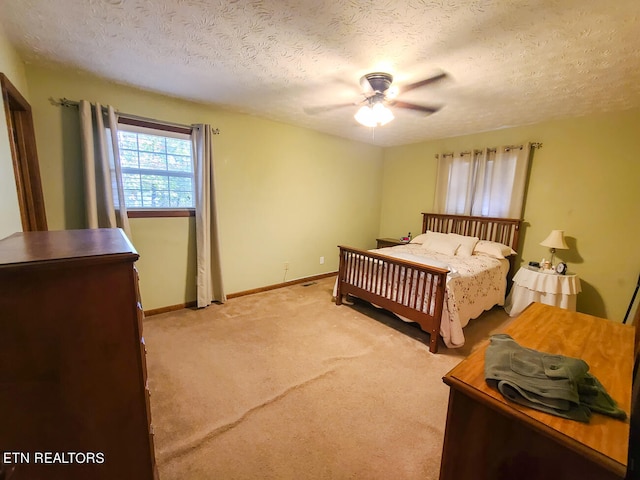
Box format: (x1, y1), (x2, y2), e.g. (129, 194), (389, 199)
(303, 102), (357, 115)
(401, 72), (448, 94)
(391, 101), (441, 114)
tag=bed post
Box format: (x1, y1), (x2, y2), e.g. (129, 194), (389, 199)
(335, 247), (344, 305)
(429, 328), (439, 353)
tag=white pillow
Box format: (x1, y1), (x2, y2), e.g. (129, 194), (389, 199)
(422, 232), (460, 256)
(409, 233), (429, 244)
(473, 240), (517, 259)
(448, 233), (479, 257)
(420, 231), (448, 248)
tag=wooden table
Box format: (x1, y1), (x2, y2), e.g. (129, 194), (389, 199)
(439, 302), (634, 480)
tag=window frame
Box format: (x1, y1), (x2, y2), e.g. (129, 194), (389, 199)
(117, 117), (195, 219)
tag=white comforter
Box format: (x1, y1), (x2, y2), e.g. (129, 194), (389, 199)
(335, 244), (509, 349)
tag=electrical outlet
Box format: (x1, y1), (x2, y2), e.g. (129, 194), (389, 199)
(320, 256), (325, 264)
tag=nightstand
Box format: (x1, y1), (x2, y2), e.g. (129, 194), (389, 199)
(376, 237), (407, 248)
(504, 265), (581, 317)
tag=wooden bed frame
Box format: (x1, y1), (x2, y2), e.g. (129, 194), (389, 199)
(335, 213), (521, 353)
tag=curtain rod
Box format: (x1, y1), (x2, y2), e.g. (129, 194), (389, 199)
(434, 142), (542, 159)
(49, 97), (220, 134)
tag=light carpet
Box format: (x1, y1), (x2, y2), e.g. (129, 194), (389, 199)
(143, 275), (513, 479)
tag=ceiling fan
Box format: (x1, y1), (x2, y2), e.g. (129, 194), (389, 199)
(304, 71), (447, 127)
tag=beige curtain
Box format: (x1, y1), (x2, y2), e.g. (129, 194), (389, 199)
(78, 100), (131, 237)
(193, 124), (226, 307)
(434, 143), (531, 218)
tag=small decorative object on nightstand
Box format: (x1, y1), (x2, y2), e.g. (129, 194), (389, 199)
(504, 265), (581, 317)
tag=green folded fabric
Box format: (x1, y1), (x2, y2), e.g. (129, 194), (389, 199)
(578, 373), (627, 420)
(485, 334), (627, 423)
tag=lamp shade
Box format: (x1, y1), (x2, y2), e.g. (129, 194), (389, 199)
(540, 230), (568, 250)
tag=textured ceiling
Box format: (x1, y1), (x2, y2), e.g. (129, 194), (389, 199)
(1, 0), (640, 146)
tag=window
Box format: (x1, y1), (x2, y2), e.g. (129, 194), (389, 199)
(116, 120), (194, 210)
(434, 145), (531, 219)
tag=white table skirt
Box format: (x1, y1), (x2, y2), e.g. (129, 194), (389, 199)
(504, 267), (581, 317)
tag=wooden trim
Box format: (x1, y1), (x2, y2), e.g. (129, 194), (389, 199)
(227, 272), (338, 299)
(127, 209), (195, 218)
(1, 73), (47, 231)
(144, 301), (197, 317)
(118, 116), (192, 135)
(143, 272), (337, 316)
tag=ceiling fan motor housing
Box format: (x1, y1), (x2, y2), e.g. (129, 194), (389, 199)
(364, 72), (393, 93)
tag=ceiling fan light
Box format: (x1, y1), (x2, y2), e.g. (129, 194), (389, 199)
(354, 105), (377, 127)
(373, 103), (394, 125)
(355, 103), (394, 127)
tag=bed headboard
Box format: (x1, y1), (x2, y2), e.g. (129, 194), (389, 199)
(422, 213), (521, 253)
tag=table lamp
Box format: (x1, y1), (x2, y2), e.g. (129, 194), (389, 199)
(540, 230), (568, 267)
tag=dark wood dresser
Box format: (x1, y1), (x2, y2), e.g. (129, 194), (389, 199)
(0, 229), (157, 479)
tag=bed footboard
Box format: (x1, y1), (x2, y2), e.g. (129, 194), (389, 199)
(335, 246), (448, 353)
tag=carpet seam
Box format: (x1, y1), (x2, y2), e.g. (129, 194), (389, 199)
(158, 367), (339, 463)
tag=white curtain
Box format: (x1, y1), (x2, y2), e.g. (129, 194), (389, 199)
(78, 100), (131, 237)
(193, 124), (226, 307)
(434, 143), (531, 218)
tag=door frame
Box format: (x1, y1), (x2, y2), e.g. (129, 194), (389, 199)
(1, 72), (47, 231)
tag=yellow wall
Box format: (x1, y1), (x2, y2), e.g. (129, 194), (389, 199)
(24, 64), (384, 309)
(0, 22), (29, 238)
(6, 52), (639, 321)
(381, 108), (640, 321)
